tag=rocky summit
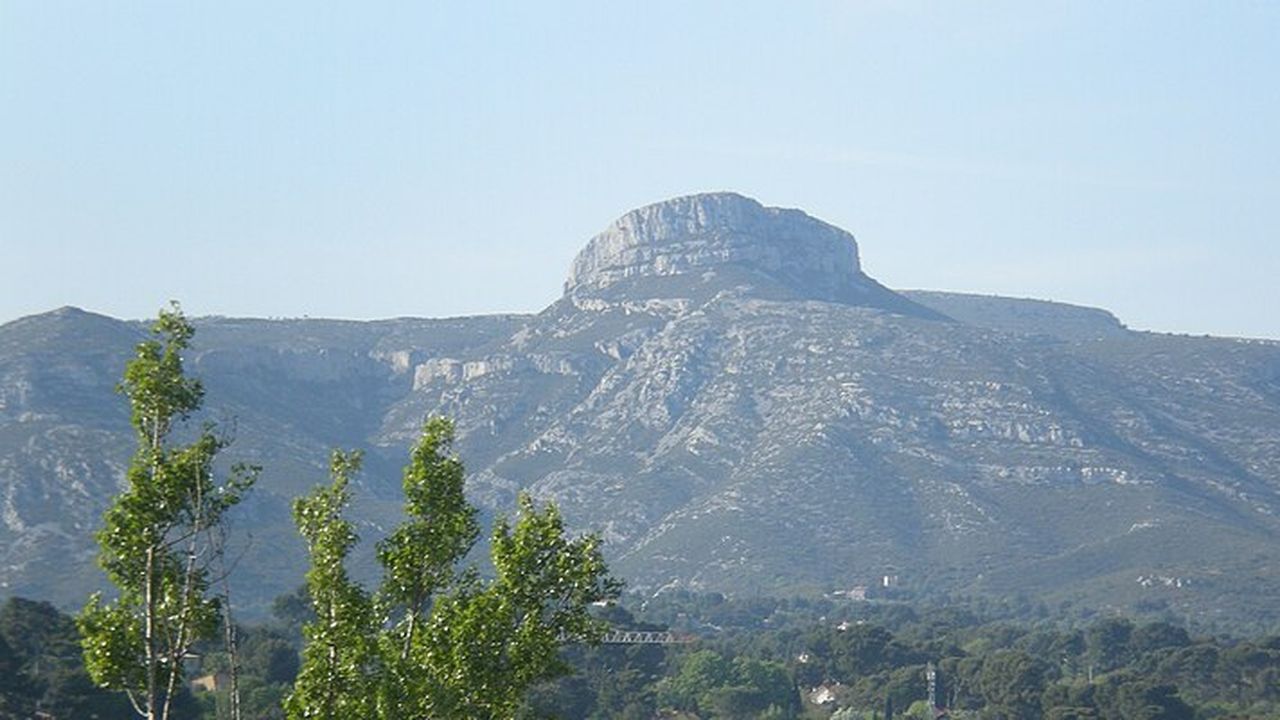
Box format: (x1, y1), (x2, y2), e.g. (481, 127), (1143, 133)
(2, 193), (1279, 627)
(565, 192), (938, 317)
(567, 192), (865, 297)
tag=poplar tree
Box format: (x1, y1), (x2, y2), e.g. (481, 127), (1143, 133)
(418, 493), (617, 718)
(287, 418), (621, 720)
(374, 417), (478, 718)
(77, 303), (258, 720)
(283, 451), (377, 720)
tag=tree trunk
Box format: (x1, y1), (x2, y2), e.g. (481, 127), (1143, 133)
(145, 546), (157, 720)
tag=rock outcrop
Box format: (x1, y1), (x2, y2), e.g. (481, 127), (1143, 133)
(565, 193), (937, 316)
(567, 192), (861, 292)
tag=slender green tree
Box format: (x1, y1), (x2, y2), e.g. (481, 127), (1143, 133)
(419, 493), (619, 718)
(374, 417), (479, 718)
(77, 303), (258, 720)
(284, 451), (377, 720)
(287, 417), (621, 720)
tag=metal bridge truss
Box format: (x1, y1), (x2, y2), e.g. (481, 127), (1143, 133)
(599, 630), (686, 644)
(560, 630), (689, 645)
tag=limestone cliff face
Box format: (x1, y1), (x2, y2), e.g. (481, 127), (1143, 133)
(565, 193), (871, 303)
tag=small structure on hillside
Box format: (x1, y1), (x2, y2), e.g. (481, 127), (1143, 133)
(807, 682), (844, 706)
(191, 670), (231, 694)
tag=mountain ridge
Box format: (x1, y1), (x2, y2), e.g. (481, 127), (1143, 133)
(2, 194), (1278, 629)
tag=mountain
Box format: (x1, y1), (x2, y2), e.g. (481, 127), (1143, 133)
(3, 193), (1279, 628)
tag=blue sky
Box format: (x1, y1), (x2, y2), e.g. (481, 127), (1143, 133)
(2, 1), (1277, 337)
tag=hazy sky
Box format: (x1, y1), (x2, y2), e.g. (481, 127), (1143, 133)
(2, 2), (1277, 338)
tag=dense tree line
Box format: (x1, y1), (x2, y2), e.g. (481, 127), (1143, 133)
(518, 593), (1280, 719)
(0, 597), (136, 719)
(2, 591), (1278, 719)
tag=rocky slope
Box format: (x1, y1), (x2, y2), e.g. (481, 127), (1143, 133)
(3, 193), (1278, 627)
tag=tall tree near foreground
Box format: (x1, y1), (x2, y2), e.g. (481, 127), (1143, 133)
(375, 417), (479, 717)
(286, 418), (621, 720)
(77, 303), (258, 720)
(283, 450), (377, 720)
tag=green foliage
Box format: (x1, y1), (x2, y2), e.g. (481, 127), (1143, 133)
(284, 450), (378, 720)
(655, 649), (799, 718)
(162, 588), (1280, 719)
(239, 629), (300, 686)
(76, 303), (258, 720)
(417, 494), (619, 718)
(377, 416), (479, 612)
(516, 605), (666, 720)
(375, 417), (478, 717)
(902, 699), (934, 719)
(185, 620), (300, 720)
(976, 649), (1046, 718)
(1084, 617), (1135, 672)
(0, 597), (137, 719)
(522, 590), (1272, 719)
(286, 417), (621, 720)
(658, 650), (733, 710)
(0, 631), (33, 718)
(269, 585), (315, 636)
